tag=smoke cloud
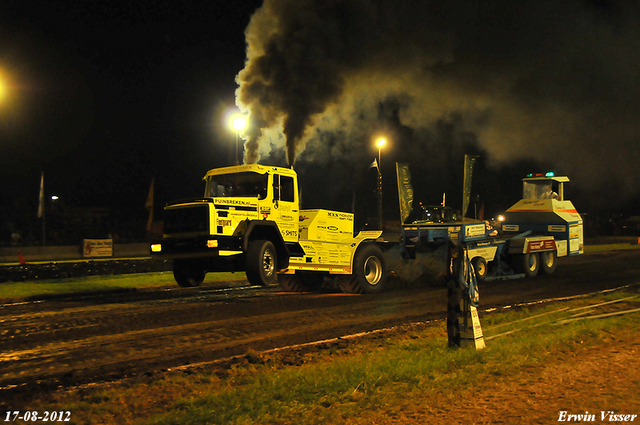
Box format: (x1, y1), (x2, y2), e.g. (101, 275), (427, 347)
(236, 0), (640, 207)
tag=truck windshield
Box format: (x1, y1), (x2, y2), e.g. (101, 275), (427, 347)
(204, 172), (269, 199)
(523, 180), (558, 200)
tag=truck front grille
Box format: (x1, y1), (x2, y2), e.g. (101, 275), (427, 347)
(164, 205), (209, 234)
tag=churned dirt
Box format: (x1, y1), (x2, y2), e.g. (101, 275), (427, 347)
(1, 249), (640, 416)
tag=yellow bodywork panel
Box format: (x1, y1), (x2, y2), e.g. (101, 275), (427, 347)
(285, 227), (382, 275)
(298, 209), (355, 242)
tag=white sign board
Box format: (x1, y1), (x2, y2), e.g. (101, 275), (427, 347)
(83, 239), (113, 258)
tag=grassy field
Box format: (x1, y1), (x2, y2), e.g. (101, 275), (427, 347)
(0, 271), (247, 302)
(18, 288), (640, 424)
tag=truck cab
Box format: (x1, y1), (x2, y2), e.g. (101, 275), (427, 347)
(151, 164), (304, 287)
(201, 164), (300, 244)
(151, 164), (387, 293)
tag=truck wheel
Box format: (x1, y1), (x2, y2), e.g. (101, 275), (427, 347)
(521, 252), (540, 277)
(246, 240), (278, 286)
(173, 260), (205, 287)
(278, 272), (311, 292)
(278, 274), (305, 292)
(471, 257), (488, 282)
(280, 272), (324, 292)
(540, 251), (557, 275)
(300, 271), (324, 290)
(338, 244), (386, 294)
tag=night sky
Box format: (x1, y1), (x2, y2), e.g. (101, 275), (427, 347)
(1, 0), (262, 239)
(1, 0), (639, 243)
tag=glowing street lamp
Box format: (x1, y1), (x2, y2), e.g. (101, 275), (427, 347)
(232, 116), (246, 132)
(229, 115), (247, 165)
(0, 68), (12, 105)
(377, 138), (386, 168)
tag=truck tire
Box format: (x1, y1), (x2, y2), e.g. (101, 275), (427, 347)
(521, 252), (540, 278)
(279, 274), (306, 292)
(540, 251), (557, 275)
(173, 260), (205, 287)
(471, 257), (488, 282)
(246, 240), (278, 286)
(338, 244), (386, 294)
(278, 272), (323, 292)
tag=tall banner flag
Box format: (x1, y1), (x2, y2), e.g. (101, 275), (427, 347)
(462, 155), (479, 219)
(146, 178), (154, 231)
(37, 171), (44, 218)
(395, 162), (414, 224)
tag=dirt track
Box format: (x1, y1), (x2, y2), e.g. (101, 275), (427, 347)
(1, 250), (639, 406)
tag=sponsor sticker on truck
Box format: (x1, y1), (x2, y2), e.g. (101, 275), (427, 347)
(464, 223), (486, 240)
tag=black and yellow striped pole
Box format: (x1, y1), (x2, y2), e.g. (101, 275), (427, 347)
(447, 243), (485, 349)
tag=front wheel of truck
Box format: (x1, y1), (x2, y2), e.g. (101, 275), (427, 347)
(246, 240), (278, 286)
(173, 260), (205, 287)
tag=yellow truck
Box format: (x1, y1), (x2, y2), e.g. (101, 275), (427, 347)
(150, 164), (386, 293)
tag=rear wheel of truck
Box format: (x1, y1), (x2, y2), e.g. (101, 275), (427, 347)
(521, 252), (540, 277)
(279, 274), (305, 292)
(540, 251), (557, 275)
(173, 260), (205, 287)
(246, 240), (278, 286)
(278, 272), (323, 292)
(471, 257), (488, 282)
(338, 244), (386, 294)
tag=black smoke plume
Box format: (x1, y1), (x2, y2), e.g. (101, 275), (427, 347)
(236, 0), (640, 208)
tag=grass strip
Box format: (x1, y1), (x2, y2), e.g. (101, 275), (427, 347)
(0, 272), (247, 301)
(584, 243), (640, 253)
(25, 289), (640, 425)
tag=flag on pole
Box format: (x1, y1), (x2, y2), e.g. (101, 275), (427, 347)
(462, 155), (479, 218)
(370, 158), (379, 171)
(37, 172), (44, 218)
(395, 163), (414, 224)
(146, 178), (154, 231)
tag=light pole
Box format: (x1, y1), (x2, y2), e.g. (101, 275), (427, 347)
(376, 138), (386, 229)
(231, 115), (247, 165)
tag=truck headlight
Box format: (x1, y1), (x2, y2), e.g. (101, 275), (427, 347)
(150, 243), (162, 253)
(207, 239), (218, 248)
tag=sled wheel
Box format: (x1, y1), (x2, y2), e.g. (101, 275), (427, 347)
(540, 251), (557, 275)
(522, 252), (540, 277)
(471, 257), (488, 282)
